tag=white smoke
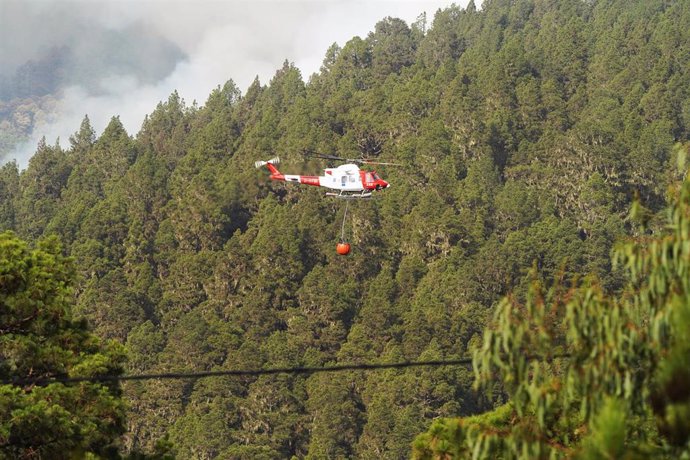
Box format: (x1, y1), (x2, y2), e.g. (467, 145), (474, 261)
(4, 0), (463, 168)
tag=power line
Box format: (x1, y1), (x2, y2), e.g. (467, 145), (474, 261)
(2, 354), (571, 387)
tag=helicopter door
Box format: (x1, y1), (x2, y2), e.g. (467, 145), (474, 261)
(364, 172), (374, 187)
(341, 176), (347, 186)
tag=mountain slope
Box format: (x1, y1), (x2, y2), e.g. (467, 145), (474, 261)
(1, 0), (689, 457)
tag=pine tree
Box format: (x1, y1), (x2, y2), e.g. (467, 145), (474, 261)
(0, 232), (126, 458)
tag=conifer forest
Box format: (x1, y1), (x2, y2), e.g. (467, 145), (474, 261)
(2, 0), (690, 458)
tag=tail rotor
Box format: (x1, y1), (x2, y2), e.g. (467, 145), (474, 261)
(255, 156), (280, 169)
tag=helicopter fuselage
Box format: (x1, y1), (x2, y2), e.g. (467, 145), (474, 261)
(264, 161), (389, 195)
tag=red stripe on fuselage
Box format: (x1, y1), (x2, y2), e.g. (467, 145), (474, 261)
(300, 176), (320, 186)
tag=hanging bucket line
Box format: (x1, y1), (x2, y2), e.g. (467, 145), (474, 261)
(340, 200), (349, 242)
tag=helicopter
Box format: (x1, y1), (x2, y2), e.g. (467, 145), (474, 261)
(255, 152), (397, 199)
(255, 151), (399, 255)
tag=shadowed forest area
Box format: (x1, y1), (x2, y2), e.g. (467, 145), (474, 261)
(2, 0), (690, 458)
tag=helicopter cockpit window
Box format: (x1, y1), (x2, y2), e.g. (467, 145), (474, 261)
(365, 172), (374, 183)
(372, 172), (380, 180)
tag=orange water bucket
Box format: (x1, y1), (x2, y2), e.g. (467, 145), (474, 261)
(336, 242), (351, 255)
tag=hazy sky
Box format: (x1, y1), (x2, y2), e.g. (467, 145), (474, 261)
(1, 0), (468, 166)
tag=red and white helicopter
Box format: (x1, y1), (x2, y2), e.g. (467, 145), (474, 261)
(255, 152), (397, 199)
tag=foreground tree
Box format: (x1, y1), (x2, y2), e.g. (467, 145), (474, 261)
(0, 232), (126, 459)
(413, 146), (690, 458)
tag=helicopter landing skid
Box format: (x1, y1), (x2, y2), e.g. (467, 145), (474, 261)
(326, 191), (373, 199)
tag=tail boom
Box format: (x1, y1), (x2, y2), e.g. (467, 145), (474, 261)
(285, 175), (320, 186)
(255, 156), (321, 186)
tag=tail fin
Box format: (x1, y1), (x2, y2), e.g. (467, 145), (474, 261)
(255, 157), (284, 180)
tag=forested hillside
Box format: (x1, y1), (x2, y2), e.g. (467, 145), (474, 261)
(1, 0), (689, 457)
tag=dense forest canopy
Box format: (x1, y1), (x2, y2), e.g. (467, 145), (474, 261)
(414, 149), (690, 457)
(1, 0), (690, 457)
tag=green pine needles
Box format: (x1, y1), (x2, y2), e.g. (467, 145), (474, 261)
(414, 145), (690, 459)
(0, 232), (127, 459)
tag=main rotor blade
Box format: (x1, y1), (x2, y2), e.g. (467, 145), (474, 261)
(302, 150), (346, 162)
(303, 150), (400, 166)
(360, 160), (402, 166)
